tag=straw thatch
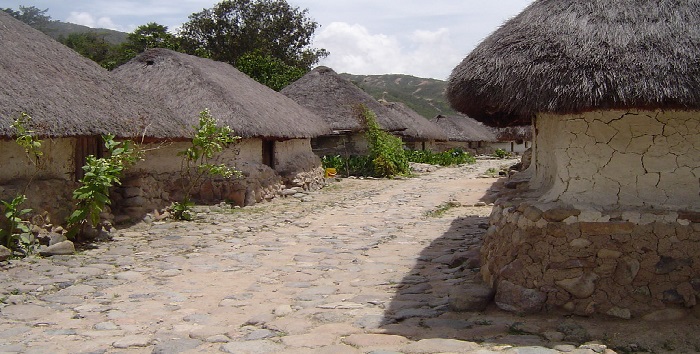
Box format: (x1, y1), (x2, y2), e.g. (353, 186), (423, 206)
(494, 125), (533, 143)
(113, 48), (331, 139)
(0, 12), (186, 138)
(383, 102), (448, 140)
(281, 66), (408, 133)
(446, 0), (700, 127)
(430, 115), (497, 142)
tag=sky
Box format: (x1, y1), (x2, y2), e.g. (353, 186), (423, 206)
(3, 0), (534, 80)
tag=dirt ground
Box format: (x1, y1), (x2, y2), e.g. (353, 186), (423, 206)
(0, 158), (698, 354)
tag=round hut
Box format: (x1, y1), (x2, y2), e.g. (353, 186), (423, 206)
(446, 0), (700, 318)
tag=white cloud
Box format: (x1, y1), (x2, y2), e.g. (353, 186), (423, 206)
(66, 11), (125, 31)
(314, 22), (462, 80)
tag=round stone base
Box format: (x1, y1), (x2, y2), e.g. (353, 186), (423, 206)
(481, 199), (700, 318)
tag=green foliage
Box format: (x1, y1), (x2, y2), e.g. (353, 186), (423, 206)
(360, 105), (409, 177)
(405, 148), (476, 166)
(494, 148), (510, 159)
(321, 155), (374, 177)
(110, 22), (181, 68)
(67, 135), (142, 238)
(2, 6), (51, 30)
(179, 0), (328, 71)
(0, 195), (34, 255)
(60, 32), (120, 70)
(236, 50), (306, 91)
(424, 201), (461, 218)
(172, 109), (241, 220)
(12, 113), (43, 166)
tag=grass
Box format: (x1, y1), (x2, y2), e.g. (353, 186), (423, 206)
(424, 201), (461, 217)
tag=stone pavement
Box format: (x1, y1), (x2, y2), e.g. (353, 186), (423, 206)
(0, 158), (683, 353)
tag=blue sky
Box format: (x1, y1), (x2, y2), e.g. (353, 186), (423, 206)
(4, 0), (533, 79)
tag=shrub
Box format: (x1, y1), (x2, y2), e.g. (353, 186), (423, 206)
(494, 148), (509, 159)
(405, 148), (476, 166)
(359, 105), (409, 177)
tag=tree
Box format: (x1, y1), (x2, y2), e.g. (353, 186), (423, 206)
(60, 32), (119, 70)
(111, 22), (181, 68)
(179, 0), (328, 70)
(236, 50), (306, 91)
(2, 6), (51, 30)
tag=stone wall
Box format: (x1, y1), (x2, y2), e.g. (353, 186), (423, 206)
(482, 200), (700, 318)
(532, 110), (700, 210)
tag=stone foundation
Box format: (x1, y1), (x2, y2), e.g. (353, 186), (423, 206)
(482, 198), (700, 318)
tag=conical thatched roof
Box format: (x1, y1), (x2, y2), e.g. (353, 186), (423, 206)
(430, 115), (497, 142)
(446, 0), (700, 127)
(281, 66), (408, 133)
(383, 102), (448, 140)
(0, 12), (186, 138)
(113, 48), (331, 139)
(494, 125), (533, 143)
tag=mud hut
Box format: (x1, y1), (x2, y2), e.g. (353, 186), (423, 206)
(281, 66), (408, 156)
(430, 115), (497, 154)
(385, 102), (448, 151)
(113, 48), (331, 211)
(446, 0), (700, 317)
(0, 12), (186, 223)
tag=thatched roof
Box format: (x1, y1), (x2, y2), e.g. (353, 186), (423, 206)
(113, 48), (331, 139)
(430, 115), (497, 142)
(0, 12), (186, 139)
(446, 0), (700, 127)
(494, 125), (533, 143)
(281, 66), (408, 133)
(383, 102), (448, 140)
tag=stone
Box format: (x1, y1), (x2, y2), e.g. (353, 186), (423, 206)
(556, 272), (599, 299)
(494, 280), (547, 314)
(38, 240), (75, 256)
(343, 334), (410, 347)
(448, 283), (495, 312)
(580, 222), (635, 235)
(94, 321), (119, 330)
(48, 233), (67, 246)
(543, 208), (580, 222)
(522, 205), (543, 222)
(676, 282), (697, 307)
(0, 245), (11, 261)
(112, 335), (152, 348)
(400, 339), (479, 353)
(245, 329), (277, 340)
(570, 238), (592, 248)
(613, 258), (640, 285)
(273, 304), (294, 316)
(220, 340), (284, 354)
(606, 307), (631, 320)
(642, 308), (687, 321)
(597, 249), (622, 259)
(152, 338), (202, 354)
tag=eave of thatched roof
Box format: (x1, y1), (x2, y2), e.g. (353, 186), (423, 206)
(493, 125), (533, 142)
(113, 48), (331, 139)
(430, 115), (497, 142)
(281, 66), (408, 133)
(446, 0), (700, 127)
(0, 12), (187, 139)
(384, 102), (448, 140)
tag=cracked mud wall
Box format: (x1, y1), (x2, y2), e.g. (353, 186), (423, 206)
(532, 110), (700, 210)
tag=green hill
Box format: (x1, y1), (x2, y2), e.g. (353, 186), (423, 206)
(339, 73), (458, 119)
(41, 21), (128, 44)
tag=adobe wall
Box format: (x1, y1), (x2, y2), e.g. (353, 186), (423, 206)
(274, 139), (326, 191)
(0, 138), (77, 224)
(482, 110), (700, 317)
(311, 134), (369, 157)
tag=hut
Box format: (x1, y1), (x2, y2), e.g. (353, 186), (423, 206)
(490, 125), (533, 155)
(446, 0), (700, 317)
(281, 66), (409, 157)
(113, 48), (331, 212)
(430, 115), (497, 154)
(0, 12), (186, 223)
(385, 102), (448, 151)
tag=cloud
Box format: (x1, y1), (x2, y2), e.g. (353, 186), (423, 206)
(66, 11), (125, 31)
(314, 22), (462, 80)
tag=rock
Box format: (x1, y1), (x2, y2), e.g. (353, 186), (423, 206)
(522, 205), (543, 222)
(48, 233), (67, 246)
(642, 308), (687, 321)
(274, 304), (294, 316)
(38, 240), (75, 256)
(220, 340), (284, 353)
(543, 208), (581, 222)
(0, 245), (11, 261)
(152, 338), (202, 354)
(606, 307), (631, 320)
(543, 331), (565, 341)
(556, 321), (590, 343)
(579, 343), (608, 353)
(614, 258), (640, 285)
(448, 283), (494, 312)
(580, 222), (635, 235)
(343, 334), (409, 347)
(94, 321), (119, 330)
(112, 335), (151, 348)
(244, 329), (277, 340)
(494, 280), (547, 314)
(570, 238), (592, 248)
(556, 272), (599, 299)
(400, 339), (479, 353)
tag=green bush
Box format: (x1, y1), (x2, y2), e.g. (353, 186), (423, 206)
(360, 105), (409, 177)
(494, 148), (509, 159)
(405, 148), (476, 166)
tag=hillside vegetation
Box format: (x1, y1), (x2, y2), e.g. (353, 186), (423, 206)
(340, 73), (458, 119)
(42, 21), (127, 44)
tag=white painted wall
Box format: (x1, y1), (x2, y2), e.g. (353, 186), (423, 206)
(0, 138), (75, 182)
(532, 110), (700, 210)
(491, 141), (531, 154)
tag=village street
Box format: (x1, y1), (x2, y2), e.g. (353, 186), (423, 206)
(0, 158), (695, 354)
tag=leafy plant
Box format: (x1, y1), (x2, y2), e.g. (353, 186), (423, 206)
(0, 195), (33, 255)
(424, 201), (461, 218)
(405, 148), (476, 166)
(494, 148), (509, 159)
(359, 104), (409, 177)
(171, 109), (241, 220)
(67, 134), (142, 239)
